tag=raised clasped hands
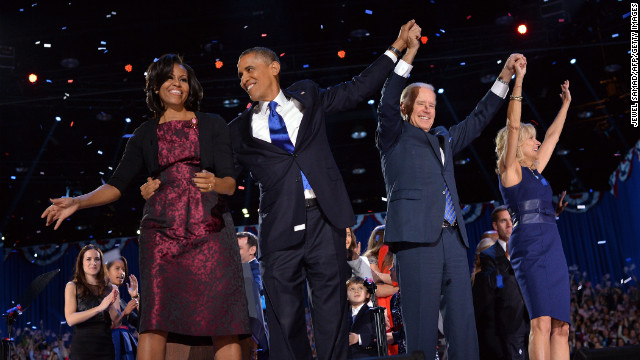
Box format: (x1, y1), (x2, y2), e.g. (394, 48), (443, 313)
(500, 53), (526, 82)
(514, 57), (527, 78)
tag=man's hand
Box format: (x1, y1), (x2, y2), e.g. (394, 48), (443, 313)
(498, 53), (526, 83)
(391, 20), (418, 53)
(349, 332), (359, 346)
(140, 177), (160, 200)
(406, 22), (422, 51)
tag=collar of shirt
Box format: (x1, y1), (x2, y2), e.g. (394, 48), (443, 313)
(351, 303), (365, 317)
(251, 90), (304, 146)
(498, 239), (508, 254)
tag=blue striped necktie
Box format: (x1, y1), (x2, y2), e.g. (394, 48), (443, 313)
(268, 101), (312, 190)
(444, 184), (456, 224)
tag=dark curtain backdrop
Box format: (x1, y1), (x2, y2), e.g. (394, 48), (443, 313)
(2, 155), (639, 337)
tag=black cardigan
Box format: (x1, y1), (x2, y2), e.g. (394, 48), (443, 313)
(107, 112), (234, 194)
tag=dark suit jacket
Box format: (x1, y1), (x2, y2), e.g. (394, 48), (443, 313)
(348, 305), (377, 359)
(479, 243), (529, 335)
(376, 73), (504, 247)
(249, 258), (263, 295)
(108, 112), (234, 193)
(229, 54), (395, 257)
(475, 242), (529, 360)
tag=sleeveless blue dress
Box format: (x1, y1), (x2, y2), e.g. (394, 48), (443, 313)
(499, 166), (570, 324)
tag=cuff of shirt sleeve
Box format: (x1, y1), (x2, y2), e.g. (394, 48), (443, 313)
(393, 60), (413, 78)
(384, 50), (398, 63)
(491, 79), (509, 99)
(358, 334), (362, 346)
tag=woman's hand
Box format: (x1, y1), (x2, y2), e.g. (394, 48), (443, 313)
(98, 288), (118, 312)
(122, 299), (138, 316)
(193, 170), (217, 192)
(140, 177), (161, 200)
(127, 274), (139, 298)
(514, 58), (527, 78)
(41, 197), (80, 230)
(560, 80), (571, 105)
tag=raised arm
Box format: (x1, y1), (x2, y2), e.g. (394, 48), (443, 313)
(536, 80), (571, 172)
(64, 282), (118, 326)
(499, 58), (526, 187)
(320, 20), (417, 114)
(42, 185), (122, 230)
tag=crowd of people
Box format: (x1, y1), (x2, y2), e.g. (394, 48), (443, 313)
(29, 14), (632, 360)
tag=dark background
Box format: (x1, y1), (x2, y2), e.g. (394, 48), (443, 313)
(0, 0), (634, 248)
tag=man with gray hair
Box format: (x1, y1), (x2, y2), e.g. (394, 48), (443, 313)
(375, 29), (525, 360)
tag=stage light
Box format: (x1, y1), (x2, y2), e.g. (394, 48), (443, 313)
(437, 88), (444, 94)
(352, 168), (366, 175)
(367, 99), (375, 105)
(67, 79), (73, 83)
(125, 117), (131, 123)
(517, 24), (527, 35)
(242, 208), (249, 214)
(28, 74), (37, 83)
(337, 50), (346, 58)
(55, 116), (61, 121)
(238, 186), (245, 190)
(280, 53), (285, 57)
(570, 58), (576, 64)
(261, 33), (267, 37)
(124, 64), (132, 72)
(365, 9), (372, 15)
(215, 60), (223, 69)
(420, 36), (428, 44)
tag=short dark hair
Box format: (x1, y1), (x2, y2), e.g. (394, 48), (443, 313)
(237, 231), (258, 249)
(145, 54), (203, 118)
(239, 47), (279, 65)
(491, 205), (509, 223)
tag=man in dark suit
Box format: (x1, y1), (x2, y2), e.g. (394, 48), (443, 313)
(476, 206), (530, 360)
(229, 21), (421, 360)
(376, 28), (524, 359)
(238, 231), (269, 359)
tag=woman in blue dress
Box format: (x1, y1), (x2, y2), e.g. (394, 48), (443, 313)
(494, 58), (572, 360)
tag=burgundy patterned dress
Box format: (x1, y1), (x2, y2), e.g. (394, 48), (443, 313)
(137, 119), (249, 336)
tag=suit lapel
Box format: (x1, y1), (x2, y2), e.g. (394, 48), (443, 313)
(426, 131), (443, 167)
(239, 103), (289, 154)
(283, 87), (309, 153)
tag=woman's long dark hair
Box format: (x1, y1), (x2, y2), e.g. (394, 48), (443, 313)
(73, 244), (109, 298)
(145, 54), (203, 118)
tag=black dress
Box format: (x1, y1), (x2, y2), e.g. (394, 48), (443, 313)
(70, 286), (115, 360)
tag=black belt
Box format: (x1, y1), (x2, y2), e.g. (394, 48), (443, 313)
(305, 197), (318, 208)
(442, 219), (458, 228)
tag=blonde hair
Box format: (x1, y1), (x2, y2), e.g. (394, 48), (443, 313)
(495, 122), (537, 173)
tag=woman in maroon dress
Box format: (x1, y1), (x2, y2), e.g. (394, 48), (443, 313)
(43, 54), (249, 360)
